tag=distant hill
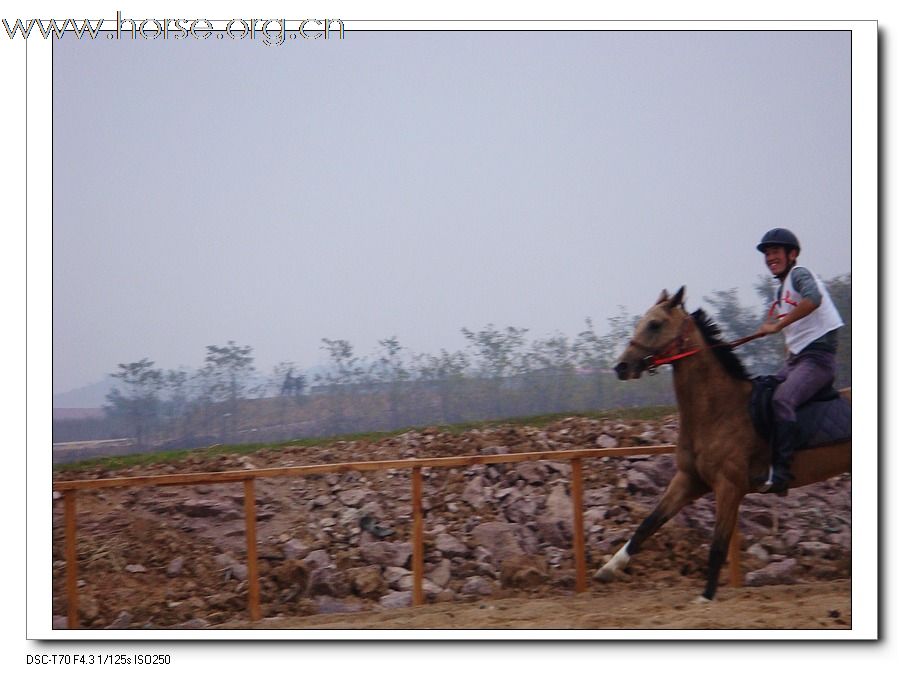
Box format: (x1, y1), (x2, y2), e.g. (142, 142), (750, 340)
(52, 376), (116, 409)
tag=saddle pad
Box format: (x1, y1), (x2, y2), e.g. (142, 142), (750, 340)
(749, 376), (851, 449)
(794, 396), (852, 449)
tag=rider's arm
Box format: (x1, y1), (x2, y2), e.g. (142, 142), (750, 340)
(758, 268), (821, 335)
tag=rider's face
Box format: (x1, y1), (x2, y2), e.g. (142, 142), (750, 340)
(763, 245), (792, 277)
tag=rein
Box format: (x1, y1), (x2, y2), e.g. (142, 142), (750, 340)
(632, 316), (767, 373)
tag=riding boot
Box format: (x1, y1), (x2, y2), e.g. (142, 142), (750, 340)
(756, 420), (797, 495)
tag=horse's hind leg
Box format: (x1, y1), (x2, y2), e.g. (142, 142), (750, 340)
(699, 477), (744, 602)
(594, 470), (707, 582)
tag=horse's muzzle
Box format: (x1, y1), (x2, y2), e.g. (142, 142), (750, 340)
(615, 357), (650, 380)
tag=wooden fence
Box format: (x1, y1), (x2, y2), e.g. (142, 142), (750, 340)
(53, 443), (747, 629)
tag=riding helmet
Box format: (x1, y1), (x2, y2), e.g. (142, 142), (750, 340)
(756, 228), (801, 254)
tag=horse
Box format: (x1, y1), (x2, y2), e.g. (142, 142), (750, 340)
(593, 286), (851, 601)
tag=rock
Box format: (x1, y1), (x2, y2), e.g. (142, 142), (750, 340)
(536, 485), (573, 548)
(515, 462), (548, 484)
(360, 514), (395, 538)
(177, 499), (241, 519)
(379, 591), (412, 609)
(104, 611), (132, 629)
(471, 522), (537, 566)
(746, 543), (771, 563)
(745, 558), (798, 586)
(384, 566), (412, 586)
(346, 566), (386, 599)
(461, 576), (494, 596)
(214, 554), (248, 581)
(52, 615), (68, 629)
(544, 461), (571, 476)
(503, 497), (539, 524)
(301, 549), (332, 571)
(545, 483), (572, 516)
(79, 595), (99, 622)
(462, 476), (487, 509)
(797, 541), (834, 557)
(282, 539), (310, 560)
(625, 468), (661, 495)
(360, 541), (412, 568)
(175, 618), (209, 629)
(428, 559), (452, 588)
(338, 489), (370, 507)
(125, 564), (147, 573)
(306, 566), (350, 598)
(434, 533), (468, 557)
(310, 494), (333, 508)
(595, 434), (618, 448)
(166, 557), (185, 576)
(783, 529), (805, 548)
(500, 556), (548, 588)
(270, 560), (310, 589)
(433, 589), (456, 603)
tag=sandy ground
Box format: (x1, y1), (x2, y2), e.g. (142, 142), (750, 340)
(220, 579), (851, 632)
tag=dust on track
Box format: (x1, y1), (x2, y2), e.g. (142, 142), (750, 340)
(221, 579), (851, 631)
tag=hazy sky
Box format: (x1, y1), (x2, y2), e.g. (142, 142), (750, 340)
(52, 29), (852, 395)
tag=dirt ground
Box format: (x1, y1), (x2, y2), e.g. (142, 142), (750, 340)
(221, 579), (851, 631)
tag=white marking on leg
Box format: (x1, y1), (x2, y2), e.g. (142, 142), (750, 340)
(593, 541), (632, 582)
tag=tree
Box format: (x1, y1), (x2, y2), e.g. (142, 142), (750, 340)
(413, 349), (470, 424)
(373, 336), (409, 429)
(461, 324), (528, 418)
(316, 338), (365, 432)
(104, 358), (162, 448)
(160, 369), (190, 439)
(521, 333), (578, 414)
(574, 317), (614, 409)
(201, 341), (255, 436)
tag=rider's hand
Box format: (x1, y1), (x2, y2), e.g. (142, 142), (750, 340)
(758, 321), (782, 335)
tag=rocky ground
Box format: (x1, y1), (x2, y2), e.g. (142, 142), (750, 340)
(51, 413), (852, 631)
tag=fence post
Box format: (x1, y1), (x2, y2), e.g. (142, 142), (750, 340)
(570, 459), (587, 593)
(411, 466), (424, 605)
(64, 490), (79, 629)
(243, 479), (261, 621)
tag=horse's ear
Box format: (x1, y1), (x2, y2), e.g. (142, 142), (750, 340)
(668, 286), (686, 308)
(656, 289), (669, 304)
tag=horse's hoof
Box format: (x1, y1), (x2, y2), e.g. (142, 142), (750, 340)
(693, 595), (713, 605)
(593, 566), (618, 583)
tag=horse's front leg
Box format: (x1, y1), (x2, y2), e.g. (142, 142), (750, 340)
(594, 470), (707, 582)
(697, 476), (744, 602)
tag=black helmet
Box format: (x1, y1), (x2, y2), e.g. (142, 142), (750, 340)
(757, 228), (801, 254)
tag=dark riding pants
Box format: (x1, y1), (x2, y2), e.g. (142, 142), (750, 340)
(772, 349), (837, 423)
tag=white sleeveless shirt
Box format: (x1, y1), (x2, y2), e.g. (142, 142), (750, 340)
(775, 266), (844, 355)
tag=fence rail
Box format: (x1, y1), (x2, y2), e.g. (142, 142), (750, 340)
(53, 443), (746, 629)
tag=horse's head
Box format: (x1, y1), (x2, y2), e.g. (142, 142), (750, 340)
(614, 286), (689, 380)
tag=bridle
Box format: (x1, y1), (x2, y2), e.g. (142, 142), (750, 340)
(629, 315), (700, 373)
(629, 312), (767, 374)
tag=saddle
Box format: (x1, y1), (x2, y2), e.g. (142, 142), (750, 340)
(749, 376), (852, 450)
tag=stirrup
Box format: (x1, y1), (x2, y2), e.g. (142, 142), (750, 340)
(755, 465), (789, 496)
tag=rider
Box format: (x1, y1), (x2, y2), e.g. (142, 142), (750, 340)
(754, 228), (844, 494)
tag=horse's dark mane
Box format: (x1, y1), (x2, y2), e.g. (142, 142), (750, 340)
(690, 309), (751, 381)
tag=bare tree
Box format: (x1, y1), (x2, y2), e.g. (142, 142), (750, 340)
(104, 358), (163, 448)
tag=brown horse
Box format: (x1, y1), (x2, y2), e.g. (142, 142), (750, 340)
(593, 287), (851, 601)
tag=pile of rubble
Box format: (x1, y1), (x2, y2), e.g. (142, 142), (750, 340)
(51, 414), (851, 629)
